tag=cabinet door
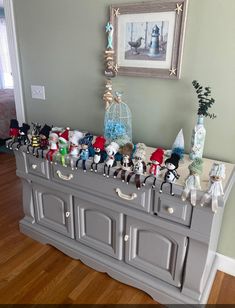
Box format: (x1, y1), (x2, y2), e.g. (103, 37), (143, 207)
(125, 217), (188, 287)
(74, 196), (123, 260)
(33, 184), (74, 238)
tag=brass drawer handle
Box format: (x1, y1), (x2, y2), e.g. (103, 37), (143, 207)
(31, 164), (37, 170)
(56, 170), (74, 181)
(167, 207), (174, 214)
(116, 188), (137, 201)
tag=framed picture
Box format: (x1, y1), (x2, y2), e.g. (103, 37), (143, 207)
(110, 0), (188, 79)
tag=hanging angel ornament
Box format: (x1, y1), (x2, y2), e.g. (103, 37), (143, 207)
(181, 158), (203, 206)
(200, 163), (226, 213)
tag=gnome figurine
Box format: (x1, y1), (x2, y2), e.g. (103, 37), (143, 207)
(7, 119), (20, 149)
(91, 136), (106, 172)
(103, 141), (119, 178)
(113, 143), (134, 181)
(143, 148), (164, 188)
(16, 123), (31, 150)
(181, 158), (203, 206)
(126, 143), (147, 190)
(36, 124), (51, 158)
(159, 153), (180, 196)
(200, 163), (226, 213)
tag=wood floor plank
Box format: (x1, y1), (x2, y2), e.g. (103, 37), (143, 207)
(0, 153), (235, 304)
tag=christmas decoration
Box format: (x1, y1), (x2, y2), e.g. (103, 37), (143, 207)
(172, 129), (184, 159)
(126, 143), (147, 190)
(189, 80), (216, 160)
(200, 163), (226, 213)
(46, 132), (59, 162)
(26, 123), (41, 155)
(113, 143), (134, 181)
(15, 123), (31, 150)
(55, 127), (70, 167)
(104, 91), (132, 144)
(103, 141), (119, 178)
(76, 133), (94, 172)
(103, 79), (113, 110)
(69, 130), (84, 170)
(159, 153), (180, 196)
(143, 148), (164, 188)
(7, 119), (20, 149)
(181, 158), (203, 206)
(35, 124), (51, 158)
(91, 136), (106, 173)
(175, 3), (183, 14)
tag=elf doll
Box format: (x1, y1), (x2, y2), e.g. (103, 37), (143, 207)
(91, 136), (106, 172)
(143, 148), (164, 188)
(27, 122), (41, 155)
(159, 153), (180, 196)
(7, 119), (20, 149)
(16, 123), (31, 150)
(35, 124), (51, 158)
(55, 127), (70, 167)
(181, 158), (203, 206)
(76, 133), (93, 172)
(103, 141), (119, 178)
(113, 143), (133, 182)
(126, 143), (147, 190)
(46, 132), (59, 162)
(200, 163), (226, 213)
(69, 130), (84, 170)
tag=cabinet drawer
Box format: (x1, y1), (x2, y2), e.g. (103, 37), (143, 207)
(51, 164), (152, 213)
(27, 155), (50, 179)
(154, 193), (192, 226)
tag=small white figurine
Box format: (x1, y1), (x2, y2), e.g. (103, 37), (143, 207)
(200, 163), (226, 213)
(103, 141), (119, 178)
(181, 158), (203, 206)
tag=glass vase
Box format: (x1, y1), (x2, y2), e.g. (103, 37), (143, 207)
(189, 115), (206, 160)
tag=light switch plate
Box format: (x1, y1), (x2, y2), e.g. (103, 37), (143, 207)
(31, 85), (46, 100)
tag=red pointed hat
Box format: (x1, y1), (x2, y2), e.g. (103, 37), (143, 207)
(59, 127), (70, 143)
(150, 148), (164, 164)
(93, 136), (106, 150)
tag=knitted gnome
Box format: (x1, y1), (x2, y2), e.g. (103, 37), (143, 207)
(200, 163), (226, 213)
(103, 141), (119, 178)
(46, 132), (59, 162)
(91, 136), (106, 172)
(7, 119), (20, 149)
(113, 142), (134, 181)
(16, 123), (31, 150)
(76, 133), (94, 172)
(181, 158), (203, 206)
(159, 153), (180, 196)
(126, 143), (147, 190)
(36, 124), (51, 158)
(143, 148), (164, 188)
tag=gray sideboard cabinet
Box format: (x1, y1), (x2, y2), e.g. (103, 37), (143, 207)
(11, 144), (235, 305)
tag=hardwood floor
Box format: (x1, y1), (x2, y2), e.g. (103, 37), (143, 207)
(0, 152), (235, 304)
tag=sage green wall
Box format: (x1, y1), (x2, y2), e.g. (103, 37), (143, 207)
(13, 0), (235, 257)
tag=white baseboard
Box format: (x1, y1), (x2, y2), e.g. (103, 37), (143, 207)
(216, 253), (235, 277)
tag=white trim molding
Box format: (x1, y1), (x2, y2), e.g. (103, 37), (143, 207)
(216, 253), (235, 277)
(3, 0), (25, 123)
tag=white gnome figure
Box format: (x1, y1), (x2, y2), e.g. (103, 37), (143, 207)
(103, 141), (119, 178)
(200, 163), (226, 213)
(181, 158), (203, 206)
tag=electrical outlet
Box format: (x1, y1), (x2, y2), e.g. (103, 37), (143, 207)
(31, 85), (46, 100)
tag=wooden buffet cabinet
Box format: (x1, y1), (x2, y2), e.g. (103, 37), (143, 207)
(11, 144), (235, 304)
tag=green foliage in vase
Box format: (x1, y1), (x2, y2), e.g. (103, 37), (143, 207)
(192, 80), (217, 119)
